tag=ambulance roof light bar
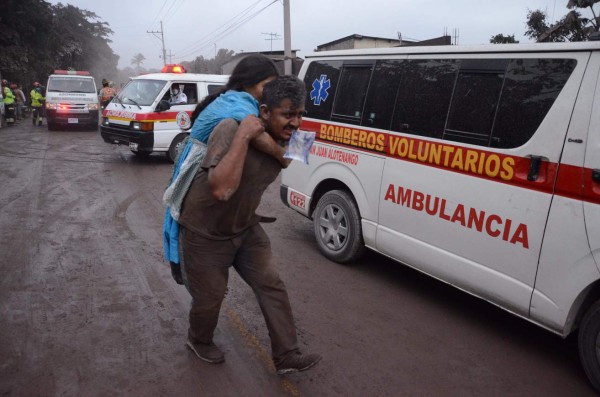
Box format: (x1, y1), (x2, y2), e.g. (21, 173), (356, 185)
(53, 70), (91, 76)
(161, 64), (186, 73)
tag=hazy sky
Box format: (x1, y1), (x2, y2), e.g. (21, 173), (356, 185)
(48, 0), (583, 70)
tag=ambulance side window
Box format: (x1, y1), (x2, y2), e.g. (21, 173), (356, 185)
(304, 56), (576, 149)
(303, 60), (342, 121)
(491, 58), (576, 148)
(442, 58), (576, 148)
(444, 59), (509, 146)
(182, 84), (198, 104)
(362, 60), (404, 130)
(331, 62), (374, 125)
(161, 83), (198, 105)
(391, 59), (458, 139)
(207, 85), (223, 95)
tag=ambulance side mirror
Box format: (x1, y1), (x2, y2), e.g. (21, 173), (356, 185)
(156, 100), (171, 112)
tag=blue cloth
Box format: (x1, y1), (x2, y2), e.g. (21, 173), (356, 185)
(163, 90), (259, 264)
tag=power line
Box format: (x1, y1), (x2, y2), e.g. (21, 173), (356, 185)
(163, 0), (186, 25)
(149, 0), (169, 30)
(175, 0), (277, 60)
(179, 0), (279, 59)
(174, 0), (266, 57)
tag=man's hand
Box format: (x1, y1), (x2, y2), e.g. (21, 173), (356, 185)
(237, 115), (264, 142)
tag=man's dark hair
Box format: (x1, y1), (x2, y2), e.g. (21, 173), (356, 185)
(261, 75), (306, 109)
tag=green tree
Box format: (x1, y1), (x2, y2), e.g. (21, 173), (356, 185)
(183, 55), (210, 74)
(131, 53), (146, 70)
(568, 0), (600, 30)
(211, 48), (235, 73)
(0, 0), (57, 84)
(0, 0), (118, 87)
(50, 3), (118, 80)
(490, 34), (519, 44)
(181, 48), (235, 74)
(526, 0), (600, 42)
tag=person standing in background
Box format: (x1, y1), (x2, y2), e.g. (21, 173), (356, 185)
(98, 79), (116, 109)
(12, 84), (26, 121)
(30, 82), (45, 126)
(0, 85), (4, 128)
(2, 80), (16, 125)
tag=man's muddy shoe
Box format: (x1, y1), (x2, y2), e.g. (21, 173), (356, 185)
(276, 352), (321, 375)
(186, 338), (225, 364)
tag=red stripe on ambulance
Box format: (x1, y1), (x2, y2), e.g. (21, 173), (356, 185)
(301, 119), (600, 205)
(103, 109), (191, 122)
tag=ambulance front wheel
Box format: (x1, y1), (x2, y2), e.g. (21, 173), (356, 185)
(313, 189), (366, 264)
(579, 299), (600, 393)
(168, 133), (187, 163)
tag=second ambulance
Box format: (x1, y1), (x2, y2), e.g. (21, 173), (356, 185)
(100, 65), (228, 161)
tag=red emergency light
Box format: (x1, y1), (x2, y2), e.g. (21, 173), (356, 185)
(161, 64), (186, 73)
(53, 70), (91, 76)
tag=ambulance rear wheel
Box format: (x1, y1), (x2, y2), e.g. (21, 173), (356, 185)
(579, 300), (600, 393)
(168, 133), (187, 163)
(313, 189), (365, 263)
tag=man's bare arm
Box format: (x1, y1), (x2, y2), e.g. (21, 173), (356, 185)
(251, 132), (291, 168)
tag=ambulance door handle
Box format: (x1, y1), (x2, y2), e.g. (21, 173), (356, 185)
(592, 169), (600, 183)
(527, 155), (546, 181)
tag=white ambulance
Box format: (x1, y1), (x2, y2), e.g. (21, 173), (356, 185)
(100, 65), (228, 162)
(45, 70), (100, 130)
(281, 41), (600, 391)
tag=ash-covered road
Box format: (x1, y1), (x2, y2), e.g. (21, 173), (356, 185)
(0, 122), (596, 396)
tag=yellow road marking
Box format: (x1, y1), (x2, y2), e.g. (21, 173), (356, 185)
(224, 303), (300, 397)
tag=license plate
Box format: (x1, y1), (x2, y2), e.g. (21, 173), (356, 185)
(68, 118), (79, 124)
(129, 142), (138, 151)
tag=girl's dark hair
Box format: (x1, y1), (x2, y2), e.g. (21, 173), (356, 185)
(188, 54), (279, 128)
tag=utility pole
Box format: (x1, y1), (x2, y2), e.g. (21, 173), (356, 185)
(147, 21), (167, 66)
(283, 0), (292, 75)
(262, 32), (281, 52)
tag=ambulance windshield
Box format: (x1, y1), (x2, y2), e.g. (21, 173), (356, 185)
(48, 77), (96, 93)
(117, 79), (166, 106)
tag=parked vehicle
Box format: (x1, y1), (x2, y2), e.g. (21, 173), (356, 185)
(100, 66), (228, 162)
(281, 41), (600, 392)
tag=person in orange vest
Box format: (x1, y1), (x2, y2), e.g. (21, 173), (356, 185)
(98, 78), (116, 109)
(11, 83), (26, 121)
